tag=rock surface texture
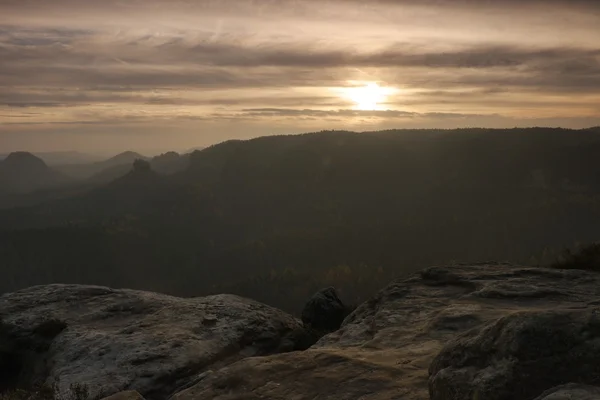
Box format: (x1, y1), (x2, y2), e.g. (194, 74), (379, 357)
(533, 384), (600, 400)
(429, 308), (600, 400)
(174, 264), (600, 400)
(0, 285), (303, 399)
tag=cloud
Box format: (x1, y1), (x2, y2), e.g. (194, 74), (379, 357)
(0, 87), (344, 109)
(231, 108), (506, 123)
(1, 0), (600, 152)
(2, 27), (599, 96)
(238, 108), (418, 118)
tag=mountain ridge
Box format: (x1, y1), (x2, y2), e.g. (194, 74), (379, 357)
(2, 128), (600, 313)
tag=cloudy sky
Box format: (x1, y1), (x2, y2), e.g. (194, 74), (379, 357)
(1, 0), (600, 153)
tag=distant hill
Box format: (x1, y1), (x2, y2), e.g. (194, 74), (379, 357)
(2, 151), (104, 165)
(55, 151), (149, 180)
(0, 152), (71, 194)
(0, 151), (190, 208)
(87, 163), (133, 185)
(33, 151), (104, 166)
(83, 159), (169, 214)
(105, 151), (148, 166)
(86, 151), (190, 184)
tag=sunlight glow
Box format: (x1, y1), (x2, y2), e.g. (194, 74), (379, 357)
(342, 82), (396, 110)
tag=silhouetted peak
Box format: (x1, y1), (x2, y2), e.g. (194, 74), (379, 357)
(3, 152), (48, 169)
(106, 160), (159, 189)
(0, 151), (69, 194)
(120, 158), (157, 180)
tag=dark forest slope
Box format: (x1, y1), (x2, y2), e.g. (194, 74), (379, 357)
(2, 128), (600, 312)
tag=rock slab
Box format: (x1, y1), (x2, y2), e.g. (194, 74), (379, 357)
(0, 284), (303, 399)
(174, 264), (600, 400)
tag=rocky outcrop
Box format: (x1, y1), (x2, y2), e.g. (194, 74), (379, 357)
(174, 264), (600, 400)
(0, 284), (304, 400)
(533, 384), (600, 400)
(301, 287), (347, 332)
(429, 309), (600, 400)
(5, 264), (600, 400)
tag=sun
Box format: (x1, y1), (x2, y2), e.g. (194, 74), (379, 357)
(342, 82), (395, 111)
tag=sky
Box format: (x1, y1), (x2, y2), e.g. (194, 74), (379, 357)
(1, 0), (600, 154)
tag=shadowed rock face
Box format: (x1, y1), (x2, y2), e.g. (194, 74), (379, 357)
(301, 287), (347, 332)
(173, 264), (600, 400)
(429, 309), (600, 400)
(0, 285), (304, 400)
(533, 384), (600, 400)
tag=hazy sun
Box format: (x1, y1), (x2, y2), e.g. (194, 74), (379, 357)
(342, 82), (395, 110)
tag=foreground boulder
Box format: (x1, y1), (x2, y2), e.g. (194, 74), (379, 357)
(173, 264), (600, 400)
(301, 287), (347, 332)
(534, 384), (600, 400)
(429, 309), (600, 400)
(0, 284), (304, 399)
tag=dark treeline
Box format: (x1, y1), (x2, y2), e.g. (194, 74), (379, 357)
(2, 128), (600, 313)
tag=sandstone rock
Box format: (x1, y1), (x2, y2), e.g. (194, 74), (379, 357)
(533, 384), (600, 400)
(172, 350), (410, 400)
(173, 264), (600, 400)
(301, 287), (346, 332)
(100, 390), (145, 400)
(0, 284), (304, 400)
(429, 308), (600, 400)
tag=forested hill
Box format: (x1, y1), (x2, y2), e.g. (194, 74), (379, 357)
(2, 127), (600, 313)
